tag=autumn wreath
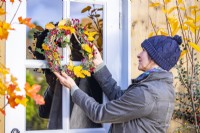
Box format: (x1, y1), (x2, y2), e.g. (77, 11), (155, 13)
(34, 19), (97, 79)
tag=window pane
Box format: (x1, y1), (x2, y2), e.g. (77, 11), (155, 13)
(26, 68), (49, 130)
(26, 0), (63, 60)
(70, 2), (103, 61)
(69, 2), (103, 129)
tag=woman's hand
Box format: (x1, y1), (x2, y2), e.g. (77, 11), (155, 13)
(93, 45), (103, 67)
(54, 71), (76, 89)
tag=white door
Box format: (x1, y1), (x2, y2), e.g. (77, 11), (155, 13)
(5, 0), (130, 132)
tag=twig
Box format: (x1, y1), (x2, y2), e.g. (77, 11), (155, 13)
(149, 15), (157, 35)
(9, 1), (22, 24)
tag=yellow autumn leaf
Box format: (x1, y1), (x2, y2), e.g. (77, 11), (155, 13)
(185, 16), (195, 22)
(88, 54), (93, 60)
(162, 8), (168, 14)
(58, 19), (66, 26)
(67, 61), (74, 71)
(81, 70), (91, 77)
(45, 23), (55, 30)
(179, 50), (188, 59)
(0, 82), (6, 95)
(157, 28), (168, 36)
(184, 20), (195, 29)
(15, 97), (29, 107)
(42, 43), (50, 51)
(74, 66), (85, 78)
(84, 31), (97, 42)
(148, 32), (154, 38)
(53, 52), (59, 60)
(190, 27), (195, 34)
(179, 7), (185, 11)
(82, 44), (92, 54)
(182, 24), (188, 30)
(172, 26), (180, 36)
(149, 2), (160, 7)
(189, 5), (198, 10)
(188, 42), (200, 52)
(164, 0), (171, 4)
(58, 26), (75, 33)
(168, 6), (177, 14)
(177, 0), (183, 4)
(196, 15), (200, 22)
(0, 8), (6, 15)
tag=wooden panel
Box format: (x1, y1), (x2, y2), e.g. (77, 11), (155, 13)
(0, 3), (5, 133)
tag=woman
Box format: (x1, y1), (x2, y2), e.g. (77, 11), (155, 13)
(54, 35), (182, 133)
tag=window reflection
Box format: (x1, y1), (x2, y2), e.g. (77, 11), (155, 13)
(26, 0), (63, 59)
(70, 2), (103, 61)
(69, 2), (103, 129)
(26, 68), (49, 130)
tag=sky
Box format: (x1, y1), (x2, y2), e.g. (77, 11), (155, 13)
(27, 0), (103, 27)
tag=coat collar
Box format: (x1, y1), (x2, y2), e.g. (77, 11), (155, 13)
(132, 69), (173, 84)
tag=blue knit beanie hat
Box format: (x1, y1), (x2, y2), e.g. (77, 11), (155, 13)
(141, 35), (182, 71)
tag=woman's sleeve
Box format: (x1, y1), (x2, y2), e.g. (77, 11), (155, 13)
(38, 86), (54, 118)
(93, 65), (125, 100)
(71, 85), (155, 123)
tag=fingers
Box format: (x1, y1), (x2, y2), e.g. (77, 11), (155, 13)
(53, 72), (62, 79)
(93, 45), (99, 54)
(61, 72), (68, 79)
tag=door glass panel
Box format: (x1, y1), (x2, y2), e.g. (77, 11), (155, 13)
(69, 2), (103, 129)
(26, 68), (49, 130)
(70, 2), (103, 61)
(26, 0), (63, 60)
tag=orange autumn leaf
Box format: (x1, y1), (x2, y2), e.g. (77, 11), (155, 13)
(7, 95), (18, 108)
(34, 95), (45, 105)
(24, 83), (45, 105)
(7, 84), (17, 97)
(18, 16), (36, 29)
(0, 109), (5, 115)
(24, 83), (40, 98)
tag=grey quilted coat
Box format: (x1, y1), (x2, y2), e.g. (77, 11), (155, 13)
(72, 65), (175, 133)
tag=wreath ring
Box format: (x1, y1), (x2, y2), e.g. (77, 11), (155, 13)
(34, 19), (97, 79)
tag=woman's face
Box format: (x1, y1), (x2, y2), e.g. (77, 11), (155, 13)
(137, 48), (157, 71)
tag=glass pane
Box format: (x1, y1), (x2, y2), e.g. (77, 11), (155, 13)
(26, 0), (63, 60)
(70, 2), (103, 61)
(69, 2), (103, 129)
(26, 68), (49, 130)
